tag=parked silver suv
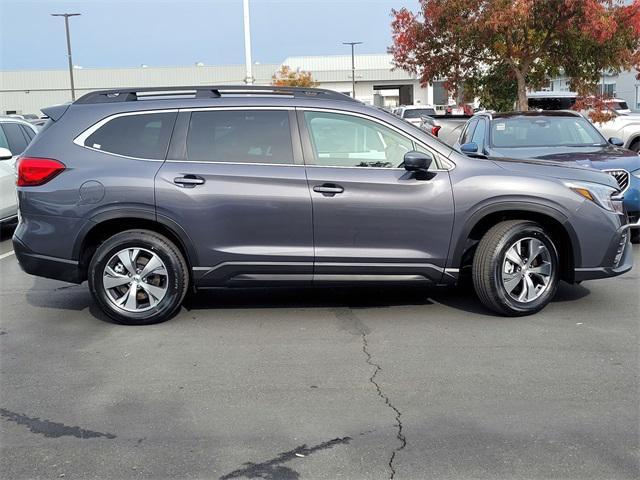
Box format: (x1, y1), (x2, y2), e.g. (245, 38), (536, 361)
(12, 86), (634, 324)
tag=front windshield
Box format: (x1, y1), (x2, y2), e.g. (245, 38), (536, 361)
(489, 116), (606, 148)
(403, 108), (436, 118)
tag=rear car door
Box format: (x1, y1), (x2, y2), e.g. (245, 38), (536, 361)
(155, 108), (313, 286)
(298, 109), (455, 283)
(0, 123), (27, 221)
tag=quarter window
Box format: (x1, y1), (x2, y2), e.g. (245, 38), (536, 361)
(186, 110), (294, 164)
(84, 112), (177, 159)
(0, 125), (9, 150)
(304, 111), (413, 168)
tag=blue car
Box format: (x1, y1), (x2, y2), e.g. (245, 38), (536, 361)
(454, 110), (640, 240)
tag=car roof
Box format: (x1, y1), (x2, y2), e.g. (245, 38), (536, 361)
(401, 105), (435, 109)
(0, 117), (38, 129)
(478, 110), (583, 119)
(527, 91), (577, 98)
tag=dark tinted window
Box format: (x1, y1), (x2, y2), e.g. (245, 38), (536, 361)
(20, 124), (36, 141)
(1, 123), (28, 155)
(186, 110), (293, 164)
(403, 108), (436, 118)
(85, 112), (177, 159)
(527, 97), (576, 110)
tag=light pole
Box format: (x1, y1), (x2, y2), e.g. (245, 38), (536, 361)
(51, 13), (81, 101)
(342, 41), (362, 99)
(242, 0), (254, 85)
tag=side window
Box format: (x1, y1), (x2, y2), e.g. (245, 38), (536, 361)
(304, 111), (413, 168)
(1, 123), (29, 155)
(460, 119), (478, 145)
(186, 110), (294, 164)
(471, 118), (486, 148)
(84, 112), (177, 159)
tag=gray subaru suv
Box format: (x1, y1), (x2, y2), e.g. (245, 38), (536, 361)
(12, 86), (634, 324)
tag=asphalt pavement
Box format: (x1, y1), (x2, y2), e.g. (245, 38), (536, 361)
(1, 227), (638, 480)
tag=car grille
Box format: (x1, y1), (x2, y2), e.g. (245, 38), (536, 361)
(604, 169), (630, 192)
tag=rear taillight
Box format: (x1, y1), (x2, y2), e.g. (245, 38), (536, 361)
(17, 157), (65, 187)
(431, 125), (441, 137)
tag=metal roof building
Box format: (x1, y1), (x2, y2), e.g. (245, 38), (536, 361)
(0, 54), (439, 116)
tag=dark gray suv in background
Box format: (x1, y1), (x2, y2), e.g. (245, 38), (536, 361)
(12, 86), (634, 324)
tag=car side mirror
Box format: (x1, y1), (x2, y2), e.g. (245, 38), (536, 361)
(608, 137), (624, 147)
(403, 151), (432, 173)
(0, 147), (13, 160)
(460, 142), (478, 154)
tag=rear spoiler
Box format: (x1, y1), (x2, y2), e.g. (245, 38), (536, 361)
(41, 103), (71, 122)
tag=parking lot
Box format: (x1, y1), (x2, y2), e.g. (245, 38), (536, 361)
(0, 227), (638, 480)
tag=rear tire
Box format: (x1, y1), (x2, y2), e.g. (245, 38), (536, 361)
(88, 230), (188, 325)
(473, 220), (560, 316)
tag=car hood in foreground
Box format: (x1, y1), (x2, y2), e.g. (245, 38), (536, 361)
(490, 145), (639, 172)
(490, 156), (620, 189)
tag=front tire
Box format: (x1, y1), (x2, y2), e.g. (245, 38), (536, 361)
(88, 230), (189, 325)
(473, 220), (560, 316)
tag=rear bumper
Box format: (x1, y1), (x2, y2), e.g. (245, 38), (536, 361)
(12, 234), (83, 284)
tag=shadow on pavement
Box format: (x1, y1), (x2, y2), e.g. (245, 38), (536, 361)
(24, 277), (592, 324)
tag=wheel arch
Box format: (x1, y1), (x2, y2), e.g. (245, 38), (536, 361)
(451, 203), (581, 283)
(74, 211), (197, 282)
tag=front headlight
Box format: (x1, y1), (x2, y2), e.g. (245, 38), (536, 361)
(632, 168), (640, 179)
(564, 181), (620, 212)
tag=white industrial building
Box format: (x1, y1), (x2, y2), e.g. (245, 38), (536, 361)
(547, 69), (640, 110)
(0, 54), (447, 116)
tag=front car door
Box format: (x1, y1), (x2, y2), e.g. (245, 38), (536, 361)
(298, 109), (455, 284)
(155, 107), (313, 286)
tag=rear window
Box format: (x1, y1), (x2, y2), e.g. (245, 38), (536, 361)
(84, 112), (177, 159)
(528, 97), (576, 110)
(186, 110), (293, 164)
(403, 108), (436, 119)
(1, 122), (29, 155)
(607, 101), (629, 111)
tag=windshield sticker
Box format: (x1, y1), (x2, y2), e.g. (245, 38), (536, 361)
(495, 123), (506, 131)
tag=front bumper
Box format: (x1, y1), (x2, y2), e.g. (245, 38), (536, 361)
(574, 226), (633, 281)
(12, 234), (83, 284)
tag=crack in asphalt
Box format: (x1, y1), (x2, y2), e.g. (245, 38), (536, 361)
(361, 332), (407, 479)
(333, 307), (406, 479)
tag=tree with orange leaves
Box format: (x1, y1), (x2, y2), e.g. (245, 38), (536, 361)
(390, 0), (640, 110)
(272, 65), (319, 88)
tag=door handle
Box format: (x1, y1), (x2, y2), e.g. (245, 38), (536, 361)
(174, 175), (205, 188)
(313, 183), (344, 195)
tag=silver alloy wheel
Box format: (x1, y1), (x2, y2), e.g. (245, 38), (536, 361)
(501, 237), (553, 303)
(102, 247), (168, 313)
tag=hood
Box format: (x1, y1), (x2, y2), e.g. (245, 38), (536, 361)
(489, 145), (640, 172)
(491, 156), (620, 189)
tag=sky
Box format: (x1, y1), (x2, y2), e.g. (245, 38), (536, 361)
(0, 0), (421, 71)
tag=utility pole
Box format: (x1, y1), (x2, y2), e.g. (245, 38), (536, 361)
(342, 41), (362, 99)
(51, 13), (81, 101)
(242, 0), (254, 85)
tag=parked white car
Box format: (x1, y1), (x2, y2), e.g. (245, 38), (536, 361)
(392, 105), (437, 126)
(592, 111), (640, 152)
(0, 117), (38, 224)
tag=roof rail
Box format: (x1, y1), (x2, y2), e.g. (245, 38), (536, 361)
(74, 85), (358, 105)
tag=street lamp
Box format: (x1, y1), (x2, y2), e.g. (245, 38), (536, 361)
(342, 41), (362, 99)
(51, 13), (81, 101)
